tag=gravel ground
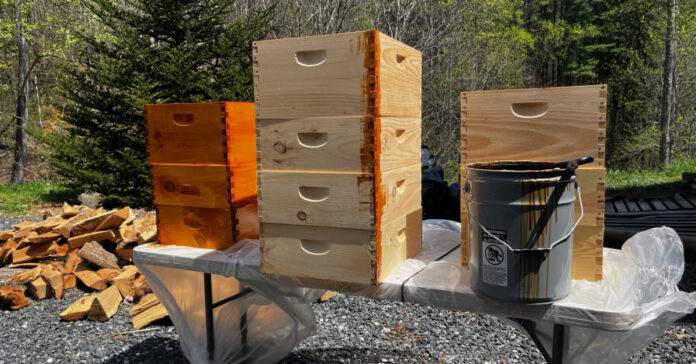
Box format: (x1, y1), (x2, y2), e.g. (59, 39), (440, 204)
(1, 215), (695, 363)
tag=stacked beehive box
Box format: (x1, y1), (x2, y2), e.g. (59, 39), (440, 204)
(145, 102), (258, 250)
(460, 85), (606, 281)
(254, 30), (423, 285)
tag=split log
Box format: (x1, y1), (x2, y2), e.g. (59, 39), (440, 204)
(0, 286), (30, 309)
(0, 230), (13, 241)
(52, 220), (71, 238)
(67, 229), (119, 250)
(28, 232), (61, 244)
(94, 207), (131, 232)
(318, 290), (338, 302)
(96, 268), (121, 283)
(119, 225), (139, 243)
(132, 212), (156, 233)
(61, 202), (78, 218)
(115, 241), (137, 261)
(63, 274), (77, 289)
(41, 265), (64, 299)
(130, 293), (168, 329)
(14, 226), (38, 240)
(62, 250), (82, 274)
(74, 263), (107, 291)
(113, 266), (139, 297)
(35, 217), (64, 234)
(87, 285), (122, 321)
(137, 226), (157, 245)
(27, 276), (51, 299)
(13, 221), (35, 230)
(7, 262), (39, 269)
(132, 275), (151, 299)
(71, 210), (117, 236)
(59, 295), (95, 321)
(60, 212), (92, 237)
(0, 241), (17, 263)
(55, 243), (70, 256)
(12, 240), (59, 264)
(9, 266), (42, 284)
(78, 241), (119, 269)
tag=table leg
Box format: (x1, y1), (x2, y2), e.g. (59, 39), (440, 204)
(204, 273), (215, 360)
(241, 311), (248, 363)
(551, 323), (570, 364)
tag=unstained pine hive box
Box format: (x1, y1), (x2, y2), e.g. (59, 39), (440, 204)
(254, 30), (423, 286)
(145, 102), (258, 250)
(460, 85), (606, 281)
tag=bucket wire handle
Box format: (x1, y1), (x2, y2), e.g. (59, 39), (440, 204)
(464, 181), (583, 253)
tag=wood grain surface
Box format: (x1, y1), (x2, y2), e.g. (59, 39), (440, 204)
(150, 164), (231, 209)
(260, 223), (375, 284)
(253, 30), (421, 119)
(156, 205), (235, 250)
(145, 102), (227, 164)
(258, 116), (420, 173)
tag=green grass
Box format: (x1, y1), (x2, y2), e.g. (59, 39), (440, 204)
(606, 157), (696, 191)
(0, 181), (76, 216)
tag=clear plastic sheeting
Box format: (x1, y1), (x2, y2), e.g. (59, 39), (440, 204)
(406, 225), (696, 363)
(137, 251), (323, 364)
(135, 222), (696, 364)
(532, 227), (696, 363)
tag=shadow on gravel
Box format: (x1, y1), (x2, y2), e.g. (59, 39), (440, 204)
(280, 348), (424, 363)
(102, 337), (187, 364)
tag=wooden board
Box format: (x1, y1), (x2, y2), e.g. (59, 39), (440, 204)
(461, 86), (606, 165)
(253, 30), (421, 119)
(261, 223), (375, 284)
(156, 205), (235, 250)
(376, 32), (422, 118)
(259, 116), (418, 173)
(259, 164), (419, 230)
(259, 171), (374, 229)
(574, 168), (605, 227)
(571, 225), (604, 282)
(260, 206), (421, 286)
(377, 207), (423, 281)
(151, 164), (231, 209)
(460, 85), (606, 281)
(224, 102), (258, 203)
(145, 102), (228, 164)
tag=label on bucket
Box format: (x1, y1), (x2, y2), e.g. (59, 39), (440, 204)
(482, 229), (508, 287)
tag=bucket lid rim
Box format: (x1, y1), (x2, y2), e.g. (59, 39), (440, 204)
(466, 160), (569, 173)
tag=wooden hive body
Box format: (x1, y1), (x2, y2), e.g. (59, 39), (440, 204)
(254, 30), (423, 286)
(145, 102), (259, 250)
(460, 85), (606, 281)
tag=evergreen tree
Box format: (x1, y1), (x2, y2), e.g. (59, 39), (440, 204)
(40, 0), (272, 207)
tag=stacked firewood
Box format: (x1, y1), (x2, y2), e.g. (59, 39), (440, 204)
(0, 203), (168, 329)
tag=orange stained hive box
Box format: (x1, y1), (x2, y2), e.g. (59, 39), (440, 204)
(254, 30), (423, 287)
(145, 102), (259, 250)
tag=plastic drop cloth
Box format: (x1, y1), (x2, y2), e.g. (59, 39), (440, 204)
(511, 227), (696, 363)
(137, 250), (324, 364)
(135, 222), (696, 364)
